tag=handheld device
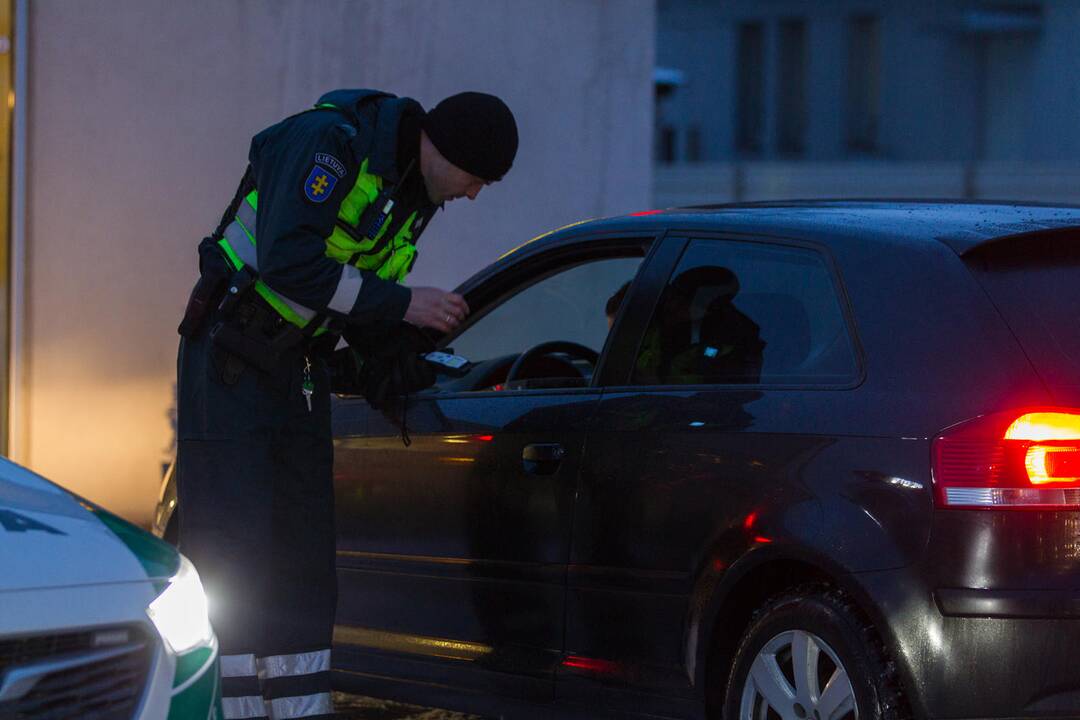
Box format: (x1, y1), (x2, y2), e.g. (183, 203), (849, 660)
(422, 351), (471, 377)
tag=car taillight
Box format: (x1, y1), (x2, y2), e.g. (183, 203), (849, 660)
(933, 409), (1080, 509)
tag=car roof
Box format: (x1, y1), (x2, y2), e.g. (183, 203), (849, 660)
(531, 200), (1080, 256)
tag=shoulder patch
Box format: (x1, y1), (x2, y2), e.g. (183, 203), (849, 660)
(314, 153), (346, 178)
(304, 164), (339, 203)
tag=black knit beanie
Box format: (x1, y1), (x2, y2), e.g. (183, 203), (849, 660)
(422, 92), (518, 182)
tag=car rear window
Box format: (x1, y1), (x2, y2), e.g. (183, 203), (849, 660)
(964, 233), (1080, 398)
(630, 239), (859, 386)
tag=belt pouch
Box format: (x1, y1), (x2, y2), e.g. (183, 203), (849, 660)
(209, 320), (281, 375)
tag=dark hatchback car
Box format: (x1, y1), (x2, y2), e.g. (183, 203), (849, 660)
(157, 201), (1080, 720)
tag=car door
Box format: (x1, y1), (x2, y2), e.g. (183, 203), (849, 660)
(332, 235), (654, 702)
(561, 235), (863, 714)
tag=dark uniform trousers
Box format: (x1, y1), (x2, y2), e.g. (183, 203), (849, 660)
(176, 306), (337, 720)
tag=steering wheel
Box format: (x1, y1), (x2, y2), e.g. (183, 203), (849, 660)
(505, 341), (601, 384)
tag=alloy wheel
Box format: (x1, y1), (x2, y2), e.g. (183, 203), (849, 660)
(739, 629), (857, 720)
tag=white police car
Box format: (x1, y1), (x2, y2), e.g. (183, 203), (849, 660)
(0, 456), (222, 718)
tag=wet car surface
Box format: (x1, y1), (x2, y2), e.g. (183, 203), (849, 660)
(161, 201), (1080, 719)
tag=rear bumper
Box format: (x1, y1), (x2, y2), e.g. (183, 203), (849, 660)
(855, 568), (1080, 719)
(936, 587), (1080, 619)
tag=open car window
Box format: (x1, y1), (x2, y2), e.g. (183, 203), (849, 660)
(436, 254), (644, 392)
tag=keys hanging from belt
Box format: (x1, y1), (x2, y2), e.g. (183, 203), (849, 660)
(302, 355), (314, 412)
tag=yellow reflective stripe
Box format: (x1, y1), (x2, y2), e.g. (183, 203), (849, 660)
(221, 216), (328, 336)
(328, 162), (383, 264)
(368, 211), (419, 282)
(336, 158), (380, 228)
(253, 282), (328, 336)
(377, 243), (416, 282)
(399, 211), (417, 236)
(218, 237), (244, 271)
(253, 282), (303, 325)
(216, 168), (389, 335)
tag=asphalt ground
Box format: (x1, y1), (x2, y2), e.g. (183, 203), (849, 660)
(334, 693), (484, 719)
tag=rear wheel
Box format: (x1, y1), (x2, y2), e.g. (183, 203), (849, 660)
(723, 586), (906, 720)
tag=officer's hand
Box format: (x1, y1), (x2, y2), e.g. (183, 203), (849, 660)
(405, 287), (470, 334)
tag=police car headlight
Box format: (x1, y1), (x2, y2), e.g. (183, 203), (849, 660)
(147, 555), (214, 654)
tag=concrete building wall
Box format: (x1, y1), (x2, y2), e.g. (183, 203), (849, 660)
(17, 0), (655, 524)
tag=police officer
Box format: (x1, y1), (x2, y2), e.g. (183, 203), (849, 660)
(176, 89), (517, 720)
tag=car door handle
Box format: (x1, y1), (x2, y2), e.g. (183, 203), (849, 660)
(522, 443), (565, 474)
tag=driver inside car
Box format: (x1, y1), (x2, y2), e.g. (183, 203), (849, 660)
(630, 266), (764, 385)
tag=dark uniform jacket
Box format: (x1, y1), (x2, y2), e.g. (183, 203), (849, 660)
(202, 89), (436, 331)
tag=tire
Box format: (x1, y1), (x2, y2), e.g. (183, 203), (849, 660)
(723, 585), (907, 720)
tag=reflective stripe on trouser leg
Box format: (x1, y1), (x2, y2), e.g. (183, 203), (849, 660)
(259, 649), (330, 679)
(219, 653), (268, 720)
(259, 385), (337, 715)
(259, 650), (334, 719)
(267, 692), (334, 719)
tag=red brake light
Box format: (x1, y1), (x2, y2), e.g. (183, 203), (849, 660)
(933, 408), (1080, 508)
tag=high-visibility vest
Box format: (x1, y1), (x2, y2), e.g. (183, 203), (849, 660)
(217, 159), (422, 335)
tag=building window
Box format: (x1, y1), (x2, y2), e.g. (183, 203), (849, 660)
(736, 22), (765, 154)
(777, 19), (807, 155)
(847, 15), (881, 153)
(686, 125), (703, 162)
(657, 125), (677, 164)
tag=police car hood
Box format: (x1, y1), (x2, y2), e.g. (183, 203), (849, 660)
(0, 457), (177, 592)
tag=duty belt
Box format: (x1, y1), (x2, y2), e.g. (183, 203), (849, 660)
(210, 288), (335, 383)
